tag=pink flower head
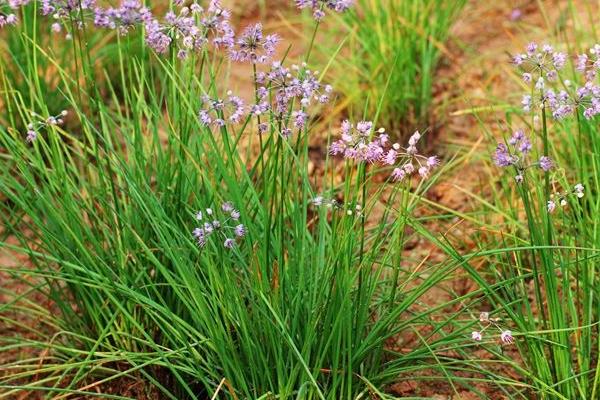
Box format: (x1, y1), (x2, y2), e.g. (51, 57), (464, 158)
(500, 330), (514, 344)
(391, 168), (406, 182)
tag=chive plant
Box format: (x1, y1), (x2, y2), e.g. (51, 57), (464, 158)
(0, 1), (475, 398)
(489, 42), (599, 399)
(424, 41), (600, 399)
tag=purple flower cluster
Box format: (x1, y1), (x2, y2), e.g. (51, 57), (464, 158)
(33, 0), (235, 57)
(0, 0), (28, 28)
(539, 156), (553, 171)
(41, 0), (95, 16)
(329, 120), (385, 163)
(1, 0), (320, 69)
(252, 62), (332, 135)
(330, 124), (439, 181)
(513, 42), (567, 80)
(192, 202), (245, 250)
(515, 42), (600, 120)
(144, 2), (234, 58)
(0, 12), (17, 27)
(493, 129), (553, 181)
(41, 0), (96, 37)
(24, 110), (68, 143)
(229, 23), (279, 64)
(199, 92), (246, 128)
(385, 131), (440, 181)
(471, 312), (514, 345)
(576, 44), (600, 81)
(93, 0), (151, 35)
(572, 45), (600, 119)
(295, 0), (354, 20)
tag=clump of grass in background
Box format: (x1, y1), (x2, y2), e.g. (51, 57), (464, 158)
(0, 1), (482, 399)
(309, 0), (465, 134)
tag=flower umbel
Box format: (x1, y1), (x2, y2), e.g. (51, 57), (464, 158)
(229, 23), (279, 64)
(385, 130), (440, 182)
(192, 201), (245, 250)
(470, 311), (515, 345)
(24, 110), (68, 143)
(493, 129), (553, 178)
(514, 42), (600, 120)
(199, 91), (246, 127)
(329, 124), (440, 181)
(547, 184), (586, 213)
(329, 120), (384, 163)
(252, 61), (332, 136)
(143, 1), (234, 57)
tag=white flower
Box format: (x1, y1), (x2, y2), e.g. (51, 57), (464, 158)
(408, 131), (421, 146)
(535, 77), (545, 90)
(515, 174), (523, 183)
(500, 330), (514, 344)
